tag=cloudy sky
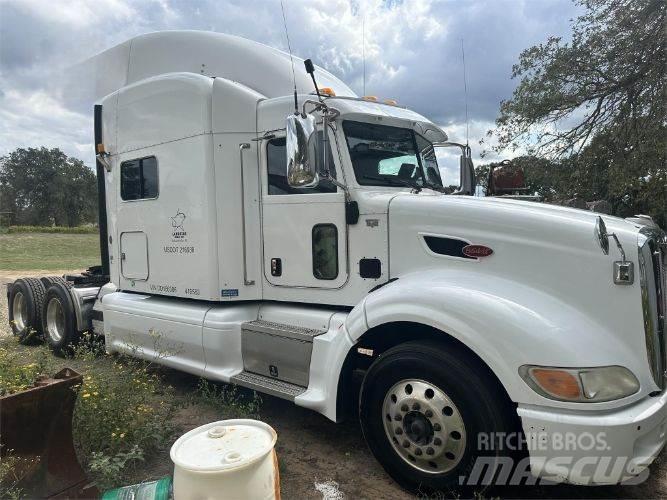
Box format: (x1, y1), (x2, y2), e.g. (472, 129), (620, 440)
(0, 0), (580, 167)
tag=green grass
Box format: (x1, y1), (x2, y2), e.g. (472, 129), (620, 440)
(0, 233), (100, 271)
(6, 225), (99, 234)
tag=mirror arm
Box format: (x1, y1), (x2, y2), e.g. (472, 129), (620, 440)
(309, 102), (346, 194)
(301, 99), (340, 121)
(319, 171), (348, 194)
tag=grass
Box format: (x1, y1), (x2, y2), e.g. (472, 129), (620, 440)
(0, 336), (178, 492)
(0, 233), (100, 271)
(6, 226), (99, 234)
(0, 329), (262, 492)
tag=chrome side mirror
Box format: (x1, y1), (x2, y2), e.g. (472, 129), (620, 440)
(286, 113), (319, 189)
(459, 155), (475, 195)
(595, 216), (633, 285)
(595, 216), (610, 254)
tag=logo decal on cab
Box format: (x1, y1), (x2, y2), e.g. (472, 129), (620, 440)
(462, 244), (494, 258)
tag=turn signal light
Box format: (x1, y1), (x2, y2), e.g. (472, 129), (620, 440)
(362, 95), (378, 102)
(384, 98), (398, 105)
(319, 87), (336, 96)
(530, 368), (582, 400)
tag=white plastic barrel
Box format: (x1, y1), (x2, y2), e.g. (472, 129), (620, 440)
(170, 419), (279, 500)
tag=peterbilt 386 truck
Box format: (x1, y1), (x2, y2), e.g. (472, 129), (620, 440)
(7, 31), (666, 491)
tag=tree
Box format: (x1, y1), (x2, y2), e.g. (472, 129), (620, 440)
(489, 0), (666, 226)
(0, 147), (97, 227)
(494, 0), (665, 156)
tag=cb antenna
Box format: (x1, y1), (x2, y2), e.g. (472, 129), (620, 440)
(362, 16), (366, 96)
(304, 58), (322, 102)
(280, 0), (298, 114)
(461, 38), (470, 148)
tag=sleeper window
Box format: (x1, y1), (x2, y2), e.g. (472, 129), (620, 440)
(266, 133), (337, 195)
(121, 156), (158, 200)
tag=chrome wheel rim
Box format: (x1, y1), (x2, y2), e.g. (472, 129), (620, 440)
(46, 297), (66, 342)
(382, 379), (467, 474)
(12, 291), (28, 331)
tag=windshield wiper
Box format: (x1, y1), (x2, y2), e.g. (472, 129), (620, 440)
(361, 174), (422, 193)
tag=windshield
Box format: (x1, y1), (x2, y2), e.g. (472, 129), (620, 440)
(342, 121), (444, 190)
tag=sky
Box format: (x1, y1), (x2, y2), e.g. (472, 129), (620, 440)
(0, 0), (581, 168)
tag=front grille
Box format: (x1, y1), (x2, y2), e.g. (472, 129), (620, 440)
(638, 227), (667, 389)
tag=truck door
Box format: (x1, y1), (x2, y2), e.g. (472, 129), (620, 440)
(261, 132), (348, 289)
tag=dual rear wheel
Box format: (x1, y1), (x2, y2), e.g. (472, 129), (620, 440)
(8, 278), (46, 344)
(42, 281), (78, 354)
(7, 277), (79, 354)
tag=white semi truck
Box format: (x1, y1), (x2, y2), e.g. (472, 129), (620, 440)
(7, 31), (667, 491)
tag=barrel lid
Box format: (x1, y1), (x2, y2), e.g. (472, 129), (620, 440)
(170, 419), (277, 472)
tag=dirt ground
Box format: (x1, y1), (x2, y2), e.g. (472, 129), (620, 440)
(2, 270), (666, 499)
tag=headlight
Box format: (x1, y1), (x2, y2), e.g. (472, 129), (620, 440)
(519, 365), (640, 402)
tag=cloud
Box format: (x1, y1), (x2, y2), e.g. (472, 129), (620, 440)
(0, 0), (580, 166)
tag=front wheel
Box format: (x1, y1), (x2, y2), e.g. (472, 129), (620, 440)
(359, 341), (516, 494)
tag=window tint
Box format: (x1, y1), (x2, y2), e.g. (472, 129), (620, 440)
(342, 121), (423, 188)
(312, 224), (338, 280)
(120, 160), (141, 200)
(342, 121), (445, 191)
(121, 156), (158, 200)
(267, 132), (336, 195)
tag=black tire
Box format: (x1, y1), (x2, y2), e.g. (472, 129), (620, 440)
(41, 282), (78, 355)
(8, 277), (46, 344)
(41, 276), (72, 289)
(359, 340), (516, 494)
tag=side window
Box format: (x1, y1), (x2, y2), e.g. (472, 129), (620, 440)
(266, 132), (337, 195)
(415, 133), (443, 186)
(312, 224), (338, 280)
(121, 156), (158, 201)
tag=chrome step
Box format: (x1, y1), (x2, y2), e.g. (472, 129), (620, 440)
(242, 319), (326, 342)
(230, 371), (306, 401)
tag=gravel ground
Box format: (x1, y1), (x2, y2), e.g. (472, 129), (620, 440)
(2, 270), (665, 499)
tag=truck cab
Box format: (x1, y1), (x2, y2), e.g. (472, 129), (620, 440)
(7, 31), (666, 492)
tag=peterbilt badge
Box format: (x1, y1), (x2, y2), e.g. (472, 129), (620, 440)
(462, 244), (494, 258)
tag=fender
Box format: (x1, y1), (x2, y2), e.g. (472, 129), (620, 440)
(341, 269), (654, 412)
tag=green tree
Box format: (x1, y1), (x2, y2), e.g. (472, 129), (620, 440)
(0, 147), (97, 227)
(495, 0), (665, 156)
(490, 0), (666, 225)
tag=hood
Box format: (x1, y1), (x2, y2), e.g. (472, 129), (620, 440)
(388, 193), (640, 254)
(385, 193), (646, 359)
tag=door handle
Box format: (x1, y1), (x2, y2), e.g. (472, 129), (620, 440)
(271, 258), (282, 277)
(239, 143), (255, 286)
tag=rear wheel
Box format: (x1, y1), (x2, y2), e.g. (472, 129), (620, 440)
(359, 340), (516, 494)
(8, 278), (46, 344)
(42, 282), (78, 355)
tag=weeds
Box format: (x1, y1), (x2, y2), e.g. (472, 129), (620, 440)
(0, 449), (38, 500)
(0, 329), (263, 492)
(0, 343), (54, 396)
(0, 335), (177, 492)
(88, 445), (144, 491)
(70, 338), (177, 491)
(193, 378), (262, 419)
